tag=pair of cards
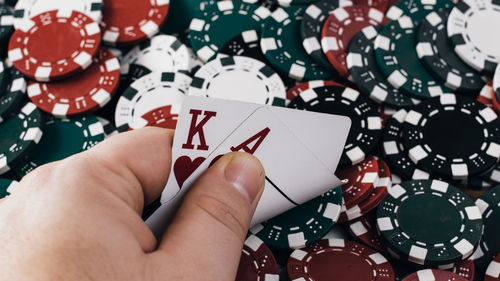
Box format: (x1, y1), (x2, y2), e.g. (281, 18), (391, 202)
(146, 96), (351, 239)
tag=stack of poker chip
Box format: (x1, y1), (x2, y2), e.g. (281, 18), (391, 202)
(1, 0), (500, 280)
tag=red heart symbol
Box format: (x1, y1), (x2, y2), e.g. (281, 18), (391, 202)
(174, 156), (206, 188)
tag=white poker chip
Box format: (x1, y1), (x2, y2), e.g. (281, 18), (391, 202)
(115, 71), (191, 132)
(189, 55), (286, 106)
(122, 34), (191, 78)
(447, 0), (500, 75)
(13, 0), (103, 29)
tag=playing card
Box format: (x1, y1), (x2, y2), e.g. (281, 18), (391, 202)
(162, 96), (351, 204)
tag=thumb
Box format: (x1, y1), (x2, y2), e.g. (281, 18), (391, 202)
(149, 152), (265, 280)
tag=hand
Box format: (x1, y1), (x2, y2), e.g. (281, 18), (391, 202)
(0, 127), (265, 281)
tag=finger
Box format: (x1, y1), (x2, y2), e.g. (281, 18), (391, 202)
(21, 127), (174, 213)
(147, 152), (265, 280)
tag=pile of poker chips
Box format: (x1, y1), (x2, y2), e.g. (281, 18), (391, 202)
(0, 0), (500, 280)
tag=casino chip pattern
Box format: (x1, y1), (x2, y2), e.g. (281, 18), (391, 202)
(1, 0), (500, 280)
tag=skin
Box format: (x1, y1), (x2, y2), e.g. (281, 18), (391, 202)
(0, 127), (266, 281)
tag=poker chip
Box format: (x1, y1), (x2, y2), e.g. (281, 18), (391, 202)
(450, 259), (476, 281)
(0, 61), (27, 122)
(338, 157), (390, 222)
(0, 102), (43, 175)
(336, 156), (378, 209)
(189, 1), (270, 63)
(260, 6), (331, 81)
(287, 239), (395, 281)
(11, 115), (104, 177)
(97, 117), (117, 138)
(377, 179), (483, 266)
(353, 0), (392, 12)
(115, 71), (191, 132)
(300, 0), (353, 72)
(386, 0), (455, 23)
(374, 16), (451, 99)
(0, 4), (13, 46)
(478, 82), (494, 110)
(236, 235), (279, 281)
(402, 94), (500, 179)
(472, 186), (500, 270)
(139, 106), (179, 130)
(161, 0), (216, 43)
(13, 0), (103, 29)
(189, 56), (286, 106)
(122, 34), (191, 81)
(485, 254), (500, 281)
(347, 25), (421, 108)
(401, 269), (468, 281)
(27, 48), (120, 118)
(447, 0), (500, 75)
(0, 178), (18, 198)
(8, 9), (101, 82)
(348, 211), (387, 253)
(100, 0), (169, 46)
(285, 79), (343, 105)
(277, 0), (316, 7)
(321, 5), (386, 78)
(218, 30), (297, 89)
(250, 187), (343, 249)
(288, 85), (382, 167)
(382, 109), (432, 180)
(416, 11), (485, 94)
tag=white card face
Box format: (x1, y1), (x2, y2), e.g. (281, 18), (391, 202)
(161, 96), (351, 204)
(147, 106), (344, 236)
(162, 97), (264, 201)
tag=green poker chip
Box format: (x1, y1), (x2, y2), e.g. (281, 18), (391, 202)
(0, 62), (27, 122)
(0, 102), (44, 175)
(250, 186), (343, 249)
(161, 0), (216, 44)
(0, 178), (18, 198)
(473, 186), (500, 270)
(261, 6), (332, 81)
(376, 179), (483, 267)
(12, 115), (105, 177)
(189, 1), (271, 63)
(374, 16), (452, 99)
(0, 4), (13, 47)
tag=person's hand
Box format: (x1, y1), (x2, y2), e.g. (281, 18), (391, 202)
(0, 127), (265, 281)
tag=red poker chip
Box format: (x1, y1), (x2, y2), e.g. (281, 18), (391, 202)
(236, 235), (279, 281)
(348, 212), (386, 253)
(286, 80), (344, 104)
(485, 254), (500, 281)
(27, 48), (120, 118)
(378, 105), (396, 127)
(451, 259), (475, 281)
(321, 5), (387, 77)
(477, 82), (494, 110)
(139, 105), (179, 130)
(287, 239), (395, 281)
(352, 0), (393, 12)
(8, 10), (101, 82)
(402, 269), (468, 281)
(491, 87), (500, 115)
(337, 155), (379, 209)
(100, 0), (170, 46)
(338, 158), (390, 223)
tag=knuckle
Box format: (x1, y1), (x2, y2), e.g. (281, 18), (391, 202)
(195, 195), (249, 240)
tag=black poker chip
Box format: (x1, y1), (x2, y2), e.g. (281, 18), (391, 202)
(288, 85), (382, 167)
(402, 94), (500, 179)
